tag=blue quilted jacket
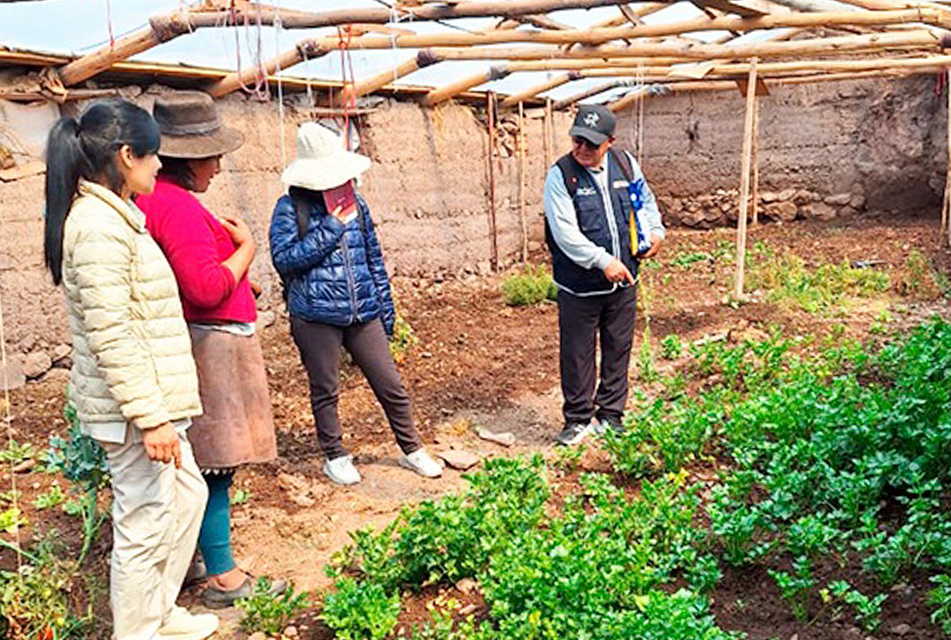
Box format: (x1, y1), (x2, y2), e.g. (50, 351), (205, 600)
(269, 191), (396, 334)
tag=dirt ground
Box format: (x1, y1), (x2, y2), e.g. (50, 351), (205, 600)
(3, 215), (950, 639)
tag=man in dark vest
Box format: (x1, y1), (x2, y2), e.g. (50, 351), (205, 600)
(544, 104), (665, 446)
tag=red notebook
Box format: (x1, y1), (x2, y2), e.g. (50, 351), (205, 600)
(322, 181), (358, 222)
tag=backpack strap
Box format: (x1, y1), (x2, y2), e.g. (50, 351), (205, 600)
(290, 191), (311, 240)
(609, 147), (635, 183)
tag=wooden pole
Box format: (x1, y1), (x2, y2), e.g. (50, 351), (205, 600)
(552, 81), (621, 110)
(427, 30), (941, 62)
(208, 43), (326, 98)
(502, 72), (579, 107)
(734, 58), (759, 300)
(487, 92), (500, 272)
(751, 96), (761, 224)
(341, 51), (441, 103)
(943, 68), (951, 246)
(249, 10), (950, 52)
(543, 98), (554, 167)
(518, 102), (529, 263)
(425, 65), (511, 106)
(57, 14), (193, 86)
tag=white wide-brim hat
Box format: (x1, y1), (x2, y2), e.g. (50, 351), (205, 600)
(281, 122), (371, 192)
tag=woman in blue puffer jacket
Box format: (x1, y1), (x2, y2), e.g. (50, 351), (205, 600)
(270, 123), (443, 486)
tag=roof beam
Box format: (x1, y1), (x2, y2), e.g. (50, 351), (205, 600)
(341, 50), (442, 102)
(551, 80), (624, 109)
(234, 8), (951, 51)
(52, 0), (640, 86)
(501, 71), (582, 106)
(428, 29), (943, 60)
(424, 65), (512, 106)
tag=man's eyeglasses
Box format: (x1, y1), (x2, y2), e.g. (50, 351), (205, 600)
(572, 136), (600, 150)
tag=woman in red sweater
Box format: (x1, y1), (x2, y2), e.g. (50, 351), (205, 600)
(137, 92), (277, 609)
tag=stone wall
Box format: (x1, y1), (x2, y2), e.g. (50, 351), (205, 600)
(615, 75), (945, 228)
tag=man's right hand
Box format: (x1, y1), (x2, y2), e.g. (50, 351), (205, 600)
(604, 258), (636, 285)
(142, 422), (182, 469)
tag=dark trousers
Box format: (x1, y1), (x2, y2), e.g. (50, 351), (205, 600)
(557, 285), (638, 426)
(290, 316), (422, 460)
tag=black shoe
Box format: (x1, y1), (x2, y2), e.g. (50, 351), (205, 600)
(557, 421), (593, 446)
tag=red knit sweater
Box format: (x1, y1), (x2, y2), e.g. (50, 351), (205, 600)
(138, 177), (257, 324)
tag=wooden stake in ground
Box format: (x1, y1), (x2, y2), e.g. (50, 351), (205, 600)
(734, 57), (759, 300)
(518, 102), (529, 263)
(751, 96), (761, 224)
(943, 68), (951, 248)
(487, 92), (500, 271)
(543, 98), (553, 167)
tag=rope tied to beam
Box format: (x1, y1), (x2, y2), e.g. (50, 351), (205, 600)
(232, 0), (270, 100)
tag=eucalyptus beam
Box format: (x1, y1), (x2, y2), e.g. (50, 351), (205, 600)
(573, 54), (951, 78)
(341, 50), (442, 102)
(502, 71), (581, 106)
(425, 65), (512, 106)
(207, 42), (327, 98)
(55, 0), (637, 86)
(262, 0), (645, 27)
(275, 9), (951, 51)
(57, 13), (195, 86)
(552, 81), (623, 109)
(429, 29), (943, 61)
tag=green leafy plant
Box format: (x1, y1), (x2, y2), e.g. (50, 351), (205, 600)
(0, 535), (98, 640)
(230, 489), (252, 506)
(0, 506), (26, 534)
(502, 264), (557, 307)
(389, 308), (419, 364)
(237, 577), (310, 636)
(45, 402), (110, 564)
(660, 334), (684, 360)
(0, 439), (36, 465)
(929, 574), (951, 635)
(33, 484), (67, 511)
(824, 580), (886, 632)
(768, 557), (815, 621)
(321, 577), (400, 640)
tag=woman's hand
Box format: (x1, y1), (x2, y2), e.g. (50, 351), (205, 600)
(142, 422), (182, 468)
(221, 216), (255, 251)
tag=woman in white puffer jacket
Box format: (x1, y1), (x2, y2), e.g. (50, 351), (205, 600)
(44, 98), (217, 640)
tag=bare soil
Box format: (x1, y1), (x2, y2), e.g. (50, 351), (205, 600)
(3, 216), (950, 639)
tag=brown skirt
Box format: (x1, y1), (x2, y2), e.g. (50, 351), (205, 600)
(188, 327), (277, 470)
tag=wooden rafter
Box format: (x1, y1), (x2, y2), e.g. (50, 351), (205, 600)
(501, 71), (581, 106)
(424, 65), (512, 106)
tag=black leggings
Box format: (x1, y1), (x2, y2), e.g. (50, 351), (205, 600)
(290, 316), (422, 460)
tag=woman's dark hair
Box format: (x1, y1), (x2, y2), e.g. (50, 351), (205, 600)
(157, 156), (196, 191)
(44, 99), (160, 285)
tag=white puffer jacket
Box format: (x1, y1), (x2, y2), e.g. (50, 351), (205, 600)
(62, 181), (201, 444)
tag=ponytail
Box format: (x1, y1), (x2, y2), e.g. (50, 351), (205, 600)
(43, 99), (160, 285)
(44, 117), (85, 285)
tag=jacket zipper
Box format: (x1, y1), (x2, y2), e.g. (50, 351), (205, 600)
(340, 229), (359, 324)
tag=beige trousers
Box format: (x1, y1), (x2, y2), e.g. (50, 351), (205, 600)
(100, 427), (207, 640)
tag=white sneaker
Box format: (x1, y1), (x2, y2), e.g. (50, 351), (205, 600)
(400, 449), (444, 478)
(158, 606), (219, 640)
(324, 455), (361, 485)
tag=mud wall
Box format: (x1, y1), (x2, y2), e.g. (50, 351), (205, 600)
(616, 75), (945, 228)
(0, 91), (570, 385)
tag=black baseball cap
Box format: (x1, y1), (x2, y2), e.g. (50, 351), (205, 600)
(569, 104), (616, 146)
